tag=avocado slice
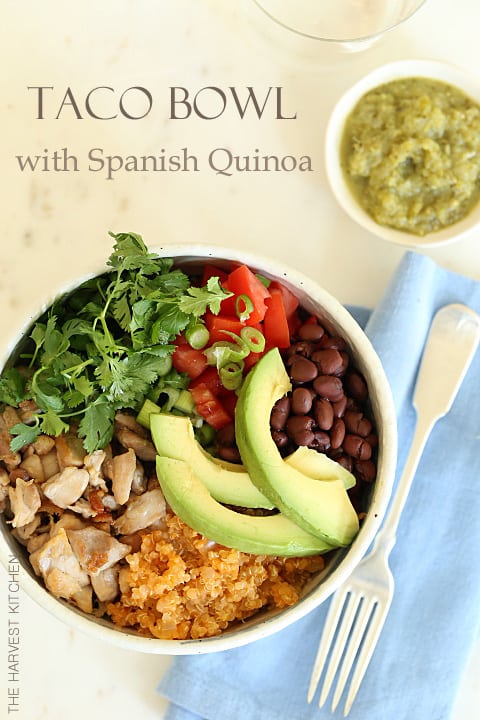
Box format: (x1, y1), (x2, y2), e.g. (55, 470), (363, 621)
(235, 348), (360, 547)
(156, 456), (334, 556)
(285, 446), (356, 491)
(150, 413), (274, 509)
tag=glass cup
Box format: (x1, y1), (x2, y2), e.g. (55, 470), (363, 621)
(252, 0), (428, 51)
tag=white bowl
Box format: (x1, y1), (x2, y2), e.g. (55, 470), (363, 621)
(0, 244), (397, 654)
(325, 59), (480, 248)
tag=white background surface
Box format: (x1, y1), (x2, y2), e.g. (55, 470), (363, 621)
(1, 0), (479, 717)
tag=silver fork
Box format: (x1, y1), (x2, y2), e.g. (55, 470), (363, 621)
(307, 303), (480, 716)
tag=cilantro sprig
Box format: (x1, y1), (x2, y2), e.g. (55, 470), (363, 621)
(0, 232), (232, 453)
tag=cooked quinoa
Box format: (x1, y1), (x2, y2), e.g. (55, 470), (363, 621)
(107, 513), (325, 640)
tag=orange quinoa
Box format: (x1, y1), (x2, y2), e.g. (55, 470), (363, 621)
(107, 511), (326, 640)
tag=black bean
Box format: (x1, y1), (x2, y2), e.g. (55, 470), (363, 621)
(318, 335), (347, 350)
(311, 348), (344, 375)
(330, 418), (346, 449)
(286, 415), (315, 446)
(286, 341), (313, 360)
(344, 410), (372, 437)
(343, 434), (372, 461)
(332, 395), (348, 418)
(270, 397), (291, 431)
(291, 388), (314, 415)
(289, 356), (318, 384)
(314, 398), (334, 430)
(310, 431), (331, 452)
(345, 371), (368, 401)
(271, 430), (289, 449)
(218, 446), (242, 463)
(355, 460), (376, 482)
(313, 375), (344, 402)
(297, 323), (325, 342)
(216, 422), (236, 446)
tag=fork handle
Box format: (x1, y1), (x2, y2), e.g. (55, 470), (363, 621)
(371, 411), (436, 557)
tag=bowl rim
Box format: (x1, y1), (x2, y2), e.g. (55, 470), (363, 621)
(0, 243), (397, 654)
(325, 58), (480, 248)
(252, 0), (428, 44)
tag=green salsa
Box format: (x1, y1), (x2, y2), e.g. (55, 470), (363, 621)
(341, 77), (480, 236)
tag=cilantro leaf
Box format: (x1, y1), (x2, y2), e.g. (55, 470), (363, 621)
(0, 368), (27, 406)
(78, 400), (115, 453)
(0, 232), (238, 453)
(9, 422), (41, 452)
(178, 276), (232, 317)
(39, 411), (70, 437)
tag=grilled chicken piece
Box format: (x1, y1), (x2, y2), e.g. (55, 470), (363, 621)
(42, 467), (89, 508)
(90, 565), (120, 602)
(83, 449), (107, 491)
(116, 428), (157, 462)
(20, 453), (45, 483)
(112, 448), (136, 505)
(40, 449), (60, 480)
(18, 399), (40, 424)
(66, 498), (98, 519)
(32, 434), (56, 456)
(67, 526), (130, 576)
(0, 467), (9, 509)
(114, 411), (148, 438)
(29, 527), (90, 599)
(12, 515), (42, 543)
(2, 406), (21, 430)
(113, 488), (166, 535)
(131, 461), (147, 495)
(72, 585), (93, 614)
(55, 434), (86, 469)
(8, 478), (41, 528)
(0, 419), (21, 470)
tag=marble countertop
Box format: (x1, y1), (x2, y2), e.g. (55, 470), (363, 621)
(1, 0), (479, 717)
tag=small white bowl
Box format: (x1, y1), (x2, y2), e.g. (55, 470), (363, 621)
(0, 244), (397, 654)
(325, 59), (480, 248)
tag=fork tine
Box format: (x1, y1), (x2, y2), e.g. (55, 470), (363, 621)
(318, 592), (362, 708)
(342, 602), (390, 716)
(307, 591), (349, 703)
(330, 596), (378, 713)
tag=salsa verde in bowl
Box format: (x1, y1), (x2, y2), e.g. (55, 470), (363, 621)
(326, 59), (480, 248)
(0, 234), (397, 653)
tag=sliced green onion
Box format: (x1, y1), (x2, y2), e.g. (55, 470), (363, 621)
(240, 327), (266, 353)
(219, 361), (244, 390)
(185, 322), (210, 350)
(156, 354), (173, 377)
(204, 341), (249, 368)
(256, 273), (271, 288)
(235, 294), (254, 322)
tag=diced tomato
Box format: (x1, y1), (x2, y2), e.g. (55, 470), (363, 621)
(189, 366), (223, 395)
(223, 264), (271, 325)
(269, 280), (299, 319)
(204, 313), (245, 344)
(288, 310), (302, 337)
(190, 383), (232, 430)
(174, 332), (189, 346)
(219, 389), (238, 418)
(242, 349), (266, 372)
(201, 263), (228, 286)
(263, 287), (291, 348)
(172, 344), (208, 379)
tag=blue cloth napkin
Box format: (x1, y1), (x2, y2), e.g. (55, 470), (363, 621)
(157, 251), (480, 720)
